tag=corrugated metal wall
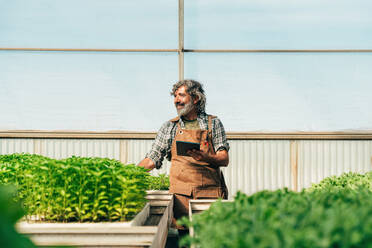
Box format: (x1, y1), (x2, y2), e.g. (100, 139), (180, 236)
(1, 138), (372, 198)
(225, 140), (292, 196)
(0, 138), (34, 154)
(297, 140), (372, 189)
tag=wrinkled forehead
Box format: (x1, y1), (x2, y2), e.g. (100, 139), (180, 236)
(174, 85), (188, 95)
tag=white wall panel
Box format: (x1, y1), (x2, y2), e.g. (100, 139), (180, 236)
(37, 139), (120, 161)
(225, 140), (291, 198)
(298, 140), (372, 189)
(0, 138), (33, 154)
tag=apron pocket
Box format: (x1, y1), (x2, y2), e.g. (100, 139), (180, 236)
(193, 186), (222, 199)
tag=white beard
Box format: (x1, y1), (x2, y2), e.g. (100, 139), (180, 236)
(177, 101), (194, 117)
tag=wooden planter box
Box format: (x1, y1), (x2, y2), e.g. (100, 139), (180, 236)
(17, 190), (173, 248)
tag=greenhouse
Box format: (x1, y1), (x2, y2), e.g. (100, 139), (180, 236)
(1, 0), (372, 247)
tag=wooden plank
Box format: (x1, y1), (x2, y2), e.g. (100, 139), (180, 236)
(189, 200), (231, 212)
(146, 190), (170, 195)
(131, 203), (150, 227)
(150, 196), (173, 248)
(191, 204), (213, 211)
(146, 191), (173, 210)
(18, 224), (158, 234)
(28, 233), (155, 247)
(18, 204), (150, 231)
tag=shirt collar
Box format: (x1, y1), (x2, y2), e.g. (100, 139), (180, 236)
(174, 112), (208, 130)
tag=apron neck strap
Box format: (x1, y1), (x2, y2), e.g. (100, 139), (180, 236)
(176, 120), (182, 131)
(207, 115), (213, 137)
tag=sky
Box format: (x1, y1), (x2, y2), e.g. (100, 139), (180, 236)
(1, 0), (372, 132)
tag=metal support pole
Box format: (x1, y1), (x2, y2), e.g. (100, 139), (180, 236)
(178, 0), (184, 81)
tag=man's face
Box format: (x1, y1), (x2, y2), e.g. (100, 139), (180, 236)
(174, 86), (197, 117)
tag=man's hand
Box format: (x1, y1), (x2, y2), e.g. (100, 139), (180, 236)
(138, 158), (155, 171)
(187, 148), (229, 167)
(187, 148), (208, 162)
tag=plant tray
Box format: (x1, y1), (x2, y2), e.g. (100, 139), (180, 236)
(17, 190), (173, 248)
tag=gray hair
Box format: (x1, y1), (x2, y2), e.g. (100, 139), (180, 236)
(171, 79), (206, 113)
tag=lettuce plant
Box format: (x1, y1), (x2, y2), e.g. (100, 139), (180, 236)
(181, 172), (372, 248)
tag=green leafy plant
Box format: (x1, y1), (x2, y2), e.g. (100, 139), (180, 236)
(307, 171), (372, 192)
(180, 172), (372, 248)
(0, 185), (37, 248)
(147, 173), (170, 190)
(0, 154), (151, 222)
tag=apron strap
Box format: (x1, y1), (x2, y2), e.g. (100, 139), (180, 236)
(176, 120), (183, 134)
(207, 115), (216, 141)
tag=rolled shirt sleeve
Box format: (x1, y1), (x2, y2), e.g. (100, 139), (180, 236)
(212, 117), (230, 152)
(146, 121), (174, 169)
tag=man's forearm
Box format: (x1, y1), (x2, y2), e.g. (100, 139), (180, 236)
(188, 148), (229, 167)
(206, 150), (229, 167)
(138, 157), (156, 171)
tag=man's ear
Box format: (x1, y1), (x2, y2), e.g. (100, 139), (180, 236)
(193, 96), (199, 105)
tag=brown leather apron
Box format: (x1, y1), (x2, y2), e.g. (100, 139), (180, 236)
(169, 115), (228, 227)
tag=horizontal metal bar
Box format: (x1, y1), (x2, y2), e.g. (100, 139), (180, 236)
(184, 49), (372, 53)
(1, 48), (372, 53)
(1, 130), (372, 140)
(0, 48), (179, 53)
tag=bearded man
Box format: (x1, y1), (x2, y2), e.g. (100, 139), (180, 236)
(138, 79), (229, 235)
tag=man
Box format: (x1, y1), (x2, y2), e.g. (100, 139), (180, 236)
(138, 79), (229, 235)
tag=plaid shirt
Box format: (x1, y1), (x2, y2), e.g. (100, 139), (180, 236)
(146, 112), (230, 169)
